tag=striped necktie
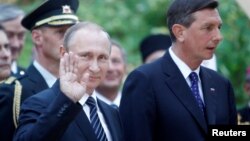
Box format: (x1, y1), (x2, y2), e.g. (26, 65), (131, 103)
(86, 97), (108, 141)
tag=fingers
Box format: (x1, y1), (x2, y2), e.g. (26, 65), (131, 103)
(73, 54), (79, 75)
(69, 52), (74, 72)
(80, 73), (89, 88)
(60, 52), (79, 77)
(59, 52), (67, 76)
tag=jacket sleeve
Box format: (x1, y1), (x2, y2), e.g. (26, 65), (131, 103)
(0, 83), (16, 141)
(13, 82), (83, 141)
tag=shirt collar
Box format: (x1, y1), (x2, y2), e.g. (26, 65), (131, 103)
(169, 47), (200, 80)
(33, 60), (57, 87)
(94, 90), (122, 106)
(79, 92), (98, 106)
(11, 61), (17, 74)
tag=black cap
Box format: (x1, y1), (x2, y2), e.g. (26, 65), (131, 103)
(21, 0), (79, 31)
(139, 34), (172, 63)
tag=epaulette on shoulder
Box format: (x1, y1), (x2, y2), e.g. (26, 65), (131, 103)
(3, 76), (17, 84)
(0, 76), (22, 128)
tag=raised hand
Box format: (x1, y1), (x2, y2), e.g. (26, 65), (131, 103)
(59, 52), (89, 103)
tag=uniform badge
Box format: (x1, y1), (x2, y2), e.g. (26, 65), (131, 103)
(62, 5), (72, 14)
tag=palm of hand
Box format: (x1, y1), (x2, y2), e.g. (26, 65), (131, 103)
(60, 71), (86, 102)
(59, 52), (87, 102)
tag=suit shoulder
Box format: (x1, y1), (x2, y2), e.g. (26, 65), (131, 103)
(3, 76), (17, 84)
(201, 67), (230, 82)
(133, 60), (161, 76)
(26, 87), (54, 102)
(0, 76), (22, 93)
(97, 99), (117, 112)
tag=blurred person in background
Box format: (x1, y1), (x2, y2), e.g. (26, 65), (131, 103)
(140, 33), (217, 71)
(94, 40), (127, 107)
(201, 54), (217, 71)
(238, 66), (250, 124)
(0, 3), (26, 76)
(0, 25), (11, 82)
(139, 34), (171, 64)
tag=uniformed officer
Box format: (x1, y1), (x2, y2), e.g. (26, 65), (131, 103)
(0, 0), (80, 140)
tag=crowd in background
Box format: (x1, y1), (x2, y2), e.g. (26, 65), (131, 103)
(0, 0), (249, 141)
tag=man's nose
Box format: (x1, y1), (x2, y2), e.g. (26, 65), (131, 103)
(10, 36), (20, 49)
(89, 60), (100, 73)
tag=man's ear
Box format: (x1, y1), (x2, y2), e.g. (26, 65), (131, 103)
(32, 29), (42, 45)
(60, 45), (66, 57)
(172, 24), (186, 42)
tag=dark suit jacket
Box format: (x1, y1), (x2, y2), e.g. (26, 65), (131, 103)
(13, 81), (124, 141)
(119, 51), (237, 141)
(0, 63), (48, 141)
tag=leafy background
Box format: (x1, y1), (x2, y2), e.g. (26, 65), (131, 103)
(10, 0), (250, 108)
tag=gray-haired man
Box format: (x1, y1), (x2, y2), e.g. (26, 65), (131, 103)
(0, 3), (26, 76)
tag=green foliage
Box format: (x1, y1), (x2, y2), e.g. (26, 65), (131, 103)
(17, 0), (250, 108)
(218, 0), (250, 108)
(76, 0), (171, 68)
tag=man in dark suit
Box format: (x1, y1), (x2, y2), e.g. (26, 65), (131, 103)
(13, 21), (124, 141)
(94, 40), (127, 107)
(0, 3), (26, 76)
(119, 0), (237, 141)
(0, 0), (79, 140)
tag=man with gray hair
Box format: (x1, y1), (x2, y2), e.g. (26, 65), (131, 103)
(14, 21), (124, 141)
(94, 40), (127, 108)
(0, 3), (26, 76)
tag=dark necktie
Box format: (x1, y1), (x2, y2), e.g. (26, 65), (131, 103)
(189, 72), (205, 115)
(86, 97), (108, 141)
(110, 104), (119, 110)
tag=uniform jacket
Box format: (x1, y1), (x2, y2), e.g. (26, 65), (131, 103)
(0, 63), (48, 141)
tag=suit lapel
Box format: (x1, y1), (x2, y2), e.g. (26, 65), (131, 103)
(200, 68), (217, 125)
(75, 110), (98, 141)
(162, 52), (208, 132)
(27, 64), (49, 93)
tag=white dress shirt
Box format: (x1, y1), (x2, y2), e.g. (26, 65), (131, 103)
(33, 60), (57, 88)
(79, 93), (112, 141)
(169, 47), (204, 103)
(11, 61), (18, 74)
(94, 90), (122, 107)
(201, 54), (217, 71)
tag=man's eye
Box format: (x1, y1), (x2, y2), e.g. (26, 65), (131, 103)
(4, 44), (10, 49)
(205, 26), (213, 31)
(99, 55), (108, 61)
